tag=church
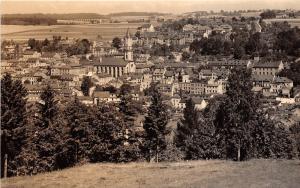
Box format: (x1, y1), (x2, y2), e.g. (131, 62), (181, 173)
(94, 29), (136, 78)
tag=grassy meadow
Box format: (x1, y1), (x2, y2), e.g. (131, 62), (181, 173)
(2, 159), (300, 188)
(1, 23), (141, 41)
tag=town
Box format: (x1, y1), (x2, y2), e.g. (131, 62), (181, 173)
(2, 9), (300, 126)
(1, 6), (300, 188)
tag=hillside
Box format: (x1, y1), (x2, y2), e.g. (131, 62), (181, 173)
(108, 12), (169, 17)
(2, 159), (300, 188)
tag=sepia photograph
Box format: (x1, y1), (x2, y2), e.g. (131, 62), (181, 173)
(1, 0), (300, 187)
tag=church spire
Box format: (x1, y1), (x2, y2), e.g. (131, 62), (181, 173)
(126, 28), (131, 38)
(124, 28), (133, 62)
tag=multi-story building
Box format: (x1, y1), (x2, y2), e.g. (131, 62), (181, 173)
(252, 61), (284, 76)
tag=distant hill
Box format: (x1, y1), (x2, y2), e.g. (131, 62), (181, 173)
(108, 12), (169, 17)
(2, 13), (108, 20)
(1, 12), (167, 25)
(1, 13), (109, 25)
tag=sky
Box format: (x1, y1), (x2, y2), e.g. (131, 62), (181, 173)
(1, 0), (300, 14)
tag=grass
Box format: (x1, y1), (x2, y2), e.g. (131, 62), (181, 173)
(1, 23), (142, 41)
(2, 159), (300, 188)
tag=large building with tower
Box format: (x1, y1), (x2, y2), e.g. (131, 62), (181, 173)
(94, 29), (136, 78)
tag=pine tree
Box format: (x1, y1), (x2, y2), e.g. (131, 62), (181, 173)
(175, 98), (198, 151)
(1, 74), (28, 177)
(185, 96), (225, 160)
(30, 85), (62, 173)
(37, 85), (59, 128)
(81, 76), (93, 96)
(58, 96), (90, 167)
(89, 103), (127, 162)
(222, 67), (258, 161)
(119, 94), (136, 123)
(143, 86), (170, 162)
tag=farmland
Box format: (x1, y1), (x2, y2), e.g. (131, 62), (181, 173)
(264, 18), (300, 28)
(2, 159), (300, 188)
(1, 23), (143, 41)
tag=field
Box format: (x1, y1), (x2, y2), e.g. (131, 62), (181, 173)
(1, 23), (142, 41)
(264, 18), (300, 28)
(2, 159), (300, 188)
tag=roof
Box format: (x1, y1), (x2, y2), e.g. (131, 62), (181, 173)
(136, 63), (152, 69)
(77, 96), (93, 101)
(41, 52), (56, 58)
(164, 70), (174, 77)
(200, 69), (214, 75)
(27, 58), (38, 62)
(23, 50), (35, 55)
(140, 24), (152, 28)
(93, 91), (110, 98)
(273, 77), (293, 83)
(24, 84), (44, 91)
(253, 61), (282, 68)
(94, 57), (128, 67)
(191, 97), (206, 104)
(252, 75), (274, 81)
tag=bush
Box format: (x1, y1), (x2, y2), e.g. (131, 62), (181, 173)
(159, 143), (184, 162)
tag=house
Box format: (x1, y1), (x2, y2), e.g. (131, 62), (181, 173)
(171, 94), (181, 109)
(270, 77), (293, 97)
(41, 52), (60, 60)
(24, 84), (44, 102)
(135, 63), (151, 74)
(178, 81), (206, 95)
(252, 61), (284, 76)
(157, 83), (173, 96)
(140, 73), (152, 91)
(93, 91), (120, 104)
(22, 50), (41, 60)
(26, 58), (47, 68)
(171, 52), (182, 62)
(92, 73), (114, 86)
(163, 70), (175, 84)
(50, 65), (71, 76)
(171, 95), (186, 110)
(192, 97), (208, 110)
(14, 73), (43, 85)
(137, 24), (155, 33)
(199, 69), (218, 80)
(153, 67), (166, 81)
(78, 96), (94, 106)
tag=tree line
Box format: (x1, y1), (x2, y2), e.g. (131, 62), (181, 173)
(176, 68), (298, 161)
(27, 37), (91, 56)
(1, 68), (299, 177)
(1, 74), (170, 177)
(189, 23), (300, 60)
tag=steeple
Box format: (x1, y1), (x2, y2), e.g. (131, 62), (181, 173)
(124, 28), (133, 61)
(125, 28), (131, 38)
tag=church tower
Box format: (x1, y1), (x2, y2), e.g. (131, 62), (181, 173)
(124, 28), (133, 61)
